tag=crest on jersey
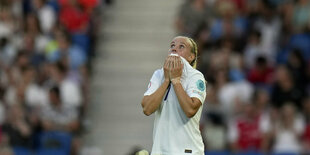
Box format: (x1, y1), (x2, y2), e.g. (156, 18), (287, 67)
(196, 79), (205, 91)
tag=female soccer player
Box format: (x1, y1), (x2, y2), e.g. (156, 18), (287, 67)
(141, 36), (207, 155)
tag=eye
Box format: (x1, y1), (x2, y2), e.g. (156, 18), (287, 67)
(170, 44), (175, 48)
(180, 45), (185, 49)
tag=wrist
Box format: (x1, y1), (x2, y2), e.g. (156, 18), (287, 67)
(171, 77), (181, 85)
(164, 79), (170, 83)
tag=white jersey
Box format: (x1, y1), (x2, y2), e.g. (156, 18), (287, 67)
(144, 56), (207, 155)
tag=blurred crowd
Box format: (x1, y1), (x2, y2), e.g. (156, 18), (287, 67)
(176, 0), (310, 154)
(0, 0), (107, 154)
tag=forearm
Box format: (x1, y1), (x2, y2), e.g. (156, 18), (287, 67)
(141, 80), (170, 116)
(172, 81), (198, 118)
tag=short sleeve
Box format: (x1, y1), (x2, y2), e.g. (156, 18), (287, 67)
(186, 73), (207, 104)
(144, 69), (162, 96)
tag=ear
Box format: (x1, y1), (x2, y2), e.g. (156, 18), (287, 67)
(189, 52), (195, 62)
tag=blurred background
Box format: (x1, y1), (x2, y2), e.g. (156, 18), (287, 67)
(1, 0), (310, 155)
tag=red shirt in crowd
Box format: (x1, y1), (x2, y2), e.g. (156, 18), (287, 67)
(236, 115), (262, 150)
(303, 124), (310, 145)
(247, 67), (273, 84)
(58, 0), (92, 33)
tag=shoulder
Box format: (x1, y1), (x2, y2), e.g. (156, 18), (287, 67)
(186, 69), (207, 92)
(188, 69), (206, 82)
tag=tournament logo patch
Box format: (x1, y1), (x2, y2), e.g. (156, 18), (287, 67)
(196, 79), (205, 91)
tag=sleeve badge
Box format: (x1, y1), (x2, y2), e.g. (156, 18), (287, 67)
(196, 79), (205, 91)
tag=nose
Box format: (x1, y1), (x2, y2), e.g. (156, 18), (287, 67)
(170, 47), (177, 53)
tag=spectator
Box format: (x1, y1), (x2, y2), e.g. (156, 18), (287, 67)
(227, 102), (264, 152)
(247, 56), (273, 85)
(59, 0), (90, 33)
(271, 65), (305, 110)
(0, 4), (15, 38)
(0, 37), (17, 68)
(243, 30), (263, 69)
(175, 0), (210, 39)
(41, 86), (79, 132)
(201, 112), (226, 151)
(291, 0), (310, 33)
(23, 12), (49, 55)
(286, 48), (307, 91)
(49, 62), (82, 108)
(24, 66), (49, 108)
(209, 0), (248, 41)
(31, 0), (56, 34)
(253, 1), (281, 63)
(48, 29), (87, 72)
(0, 0), (99, 153)
(2, 104), (33, 148)
(302, 97), (310, 153)
(253, 88), (270, 114)
(268, 103), (304, 154)
(218, 77), (254, 118)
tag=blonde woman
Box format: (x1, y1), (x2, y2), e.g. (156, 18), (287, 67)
(141, 36), (207, 155)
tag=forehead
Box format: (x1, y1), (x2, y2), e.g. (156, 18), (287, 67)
(171, 37), (191, 46)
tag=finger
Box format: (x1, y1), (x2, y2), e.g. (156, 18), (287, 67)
(173, 56), (178, 69)
(175, 56), (179, 67)
(165, 56), (169, 68)
(164, 57), (169, 68)
(164, 57), (168, 67)
(176, 57), (181, 69)
(168, 57), (173, 69)
(180, 58), (184, 70)
(180, 61), (184, 70)
(172, 56), (176, 69)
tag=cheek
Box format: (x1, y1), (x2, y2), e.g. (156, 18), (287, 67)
(177, 49), (188, 57)
(184, 50), (193, 60)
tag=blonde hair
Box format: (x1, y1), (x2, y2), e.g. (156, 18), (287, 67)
(186, 37), (198, 69)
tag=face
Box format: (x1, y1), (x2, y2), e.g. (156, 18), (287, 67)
(56, 34), (69, 51)
(256, 90), (269, 107)
(169, 37), (195, 64)
(275, 66), (291, 82)
(244, 103), (256, 117)
(49, 91), (60, 106)
(282, 104), (295, 123)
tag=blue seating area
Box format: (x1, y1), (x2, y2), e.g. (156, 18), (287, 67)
(39, 131), (72, 155)
(205, 151), (300, 155)
(13, 147), (34, 155)
(36, 149), (67, 155)
(13, 131), (72, 155)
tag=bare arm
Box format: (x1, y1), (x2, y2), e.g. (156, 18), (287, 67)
(170, 56), (201, 118)
(172, 80), (202, 118)
(141, 80), (170, 116)
(141, 57), (172, 116)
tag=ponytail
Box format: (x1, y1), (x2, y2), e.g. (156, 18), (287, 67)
(187, 37), (198, 69)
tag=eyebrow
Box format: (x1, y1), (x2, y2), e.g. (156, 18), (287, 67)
(170, 41), (188, 47)
(180, 42), (187, 45)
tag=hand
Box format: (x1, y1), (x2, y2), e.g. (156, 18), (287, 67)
(164, 56), (173, 82)
(169, 56), (183, 80)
